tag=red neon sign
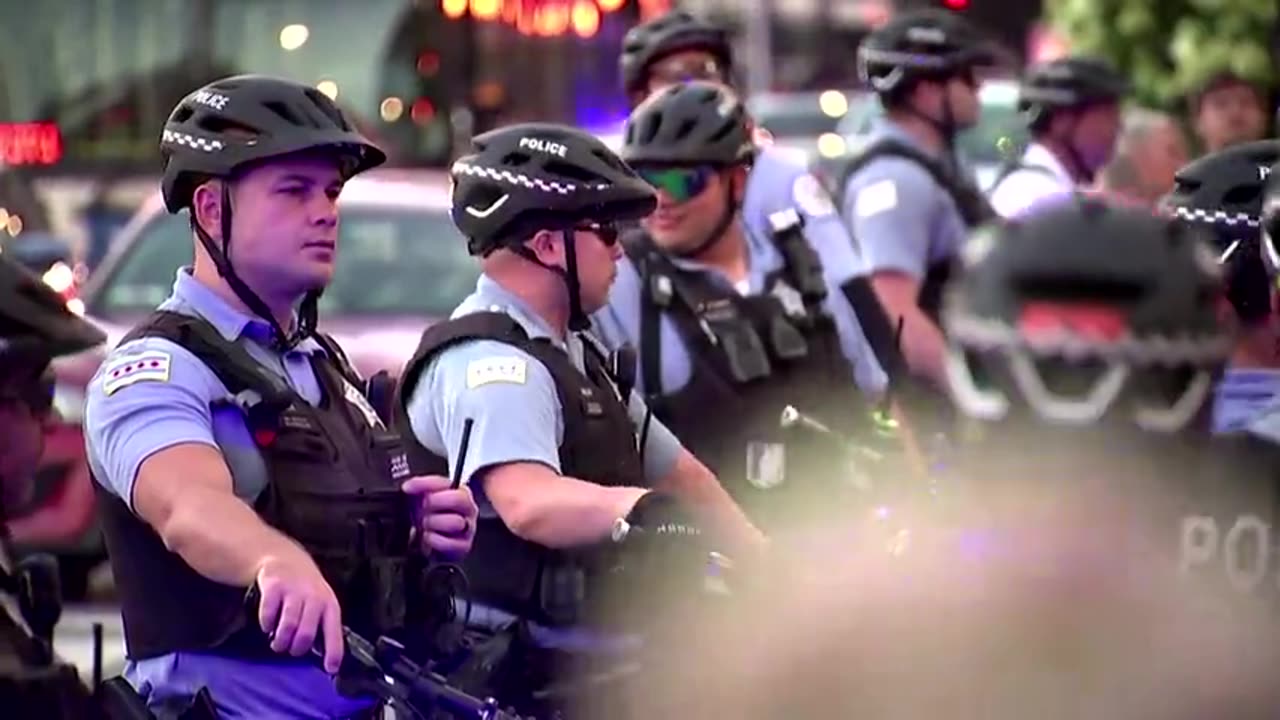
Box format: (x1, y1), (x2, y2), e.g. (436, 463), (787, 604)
(0, 122), (63, 166)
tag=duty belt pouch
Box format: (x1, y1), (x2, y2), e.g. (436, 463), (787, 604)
(539, 559), (587, 627)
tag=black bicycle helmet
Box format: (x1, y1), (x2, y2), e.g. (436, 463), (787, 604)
(942, 198), (1229, 434)
(0, 252), (104, 363)
(621, 82), (754, 168)
(451, 122), (657, 254)
(158, 74), (386, 350)
(1159, 140), (1280, 324)
(620, 10), (732, 97)
(1018, 56), (1130, 130)
(161, 74), (385, 213)
(857, 9), (997, 97)
(450, 122), (656, 331)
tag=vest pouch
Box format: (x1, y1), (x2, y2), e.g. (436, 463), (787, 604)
(698, 314), (770, 384)
(368, 430), (413, 485)
(313, 551), (405, 640)
(767, 314), (810, 362)
(539, 560), (586, 627)
(258, 411), (339, 466)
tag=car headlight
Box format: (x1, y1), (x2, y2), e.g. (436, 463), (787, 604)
(52, 382), (87, 425)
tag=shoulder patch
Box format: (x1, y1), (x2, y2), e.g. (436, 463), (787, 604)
(791, 173), (835, 218)
(855, 179), (898, 218)
(466, 356), (528, 389)
(102, 350), (172, 396)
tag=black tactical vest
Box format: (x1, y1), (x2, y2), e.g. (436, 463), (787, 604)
(94, 312), (420, 661)
(823, 138), (999, 321)
(625, 215), (873, 531)
(394, 311), (645, 627)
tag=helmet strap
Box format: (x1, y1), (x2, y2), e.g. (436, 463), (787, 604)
(509, 233), (591, 333)
(192, 184), (312, 351)
(563, 229), (590, 333)
(901, 87), (960, 170)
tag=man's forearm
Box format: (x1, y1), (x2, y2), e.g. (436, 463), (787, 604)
(897, 304), (950, 390)
(158, 487), (310, 587)
(655, 451), (766, 551)
(498, 475), (649, 549)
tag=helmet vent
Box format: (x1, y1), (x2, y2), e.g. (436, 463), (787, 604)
(674, 118), (698, 141)
(197, 115), (258, 137)
(545, 160), (598, 184)
(263, 101), (302, 127)
(171, 107), (195, 124)
(1222, 184), (1262, 207)
(706, 120), (737, 145)
(1018, 276), (1145, 305)
(304, 89), (350, 128)
(500, 152), (532, 167)
(593, 148), (628, 173)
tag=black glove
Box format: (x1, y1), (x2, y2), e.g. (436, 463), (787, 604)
(621, 491), (703, 544)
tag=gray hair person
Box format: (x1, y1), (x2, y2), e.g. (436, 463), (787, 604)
(1096, 107), (1189, 207)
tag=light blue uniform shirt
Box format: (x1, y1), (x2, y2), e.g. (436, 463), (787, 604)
(405, 274), (683, 511)
(840, 119), (971, 281)
(593, 145), (888, 397)
(1217, 368), (1280, 436)
(84, 268), (374, 719)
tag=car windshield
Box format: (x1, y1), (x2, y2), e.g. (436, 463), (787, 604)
(90, 207), (480, 319)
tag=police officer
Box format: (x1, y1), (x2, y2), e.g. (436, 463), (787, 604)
(394, 122), (764, 715)
(593, 81), (890, 529)
(987, 56), (1129, 217)
(84, 74), (479, 718)
(835, 8), (1000, 391)
(0, 252), (103, 717)
(618, 11), (865, 339)
(1159, 140), (1280, 434)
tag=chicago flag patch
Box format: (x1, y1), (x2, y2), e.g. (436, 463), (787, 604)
(102, 350), (172, 396)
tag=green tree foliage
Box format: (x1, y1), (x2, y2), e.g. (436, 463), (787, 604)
(1044, 0), (1276, 110)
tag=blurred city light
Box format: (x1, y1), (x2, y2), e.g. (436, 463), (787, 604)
(819, 90), (849, 118)
(380, 97), (405, 122)
(572, 1), (601, 38)
(817, 132), (847, 158)
(316, 80), (339, 100)
(279, 24), (309, 51)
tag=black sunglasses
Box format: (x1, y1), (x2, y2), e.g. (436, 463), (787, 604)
(574, 223), (621, 246)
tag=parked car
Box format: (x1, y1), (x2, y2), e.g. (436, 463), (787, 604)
(9, 167), (480, 598)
